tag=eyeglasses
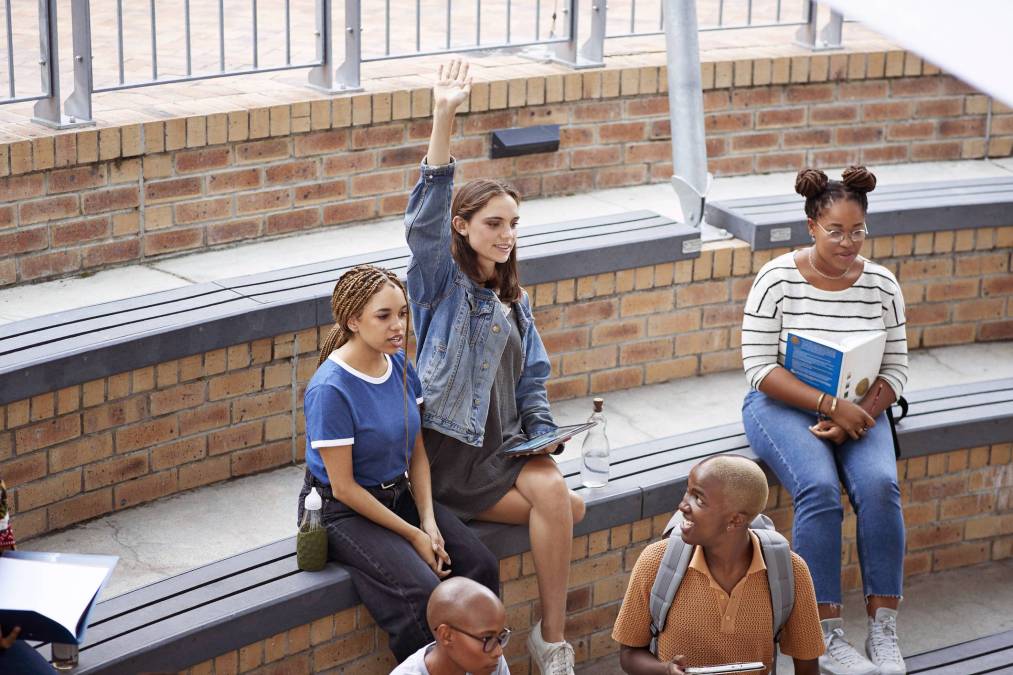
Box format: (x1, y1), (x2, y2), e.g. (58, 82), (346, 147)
(813, 220), (869, 243)
(447, 625), (512, 653)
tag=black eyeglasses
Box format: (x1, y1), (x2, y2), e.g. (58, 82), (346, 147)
(447, 625), (512, 653)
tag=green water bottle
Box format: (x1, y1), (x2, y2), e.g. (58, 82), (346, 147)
(297, 487), (327, 571)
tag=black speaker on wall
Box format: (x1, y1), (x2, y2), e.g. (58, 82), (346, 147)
(490, 124), (560, 159)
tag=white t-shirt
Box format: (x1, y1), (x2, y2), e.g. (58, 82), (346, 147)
(390, 642), (510, 674)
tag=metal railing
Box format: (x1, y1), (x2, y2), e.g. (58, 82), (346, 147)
(0, 0), (845, 129)
(605, 0), (843, 47)
(1, 1), (48, 106)
(609, 0), (808, 38)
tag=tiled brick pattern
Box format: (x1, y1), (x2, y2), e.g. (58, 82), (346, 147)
(1, 329), (321, 540)
(175, 443), (1013, 673)
(1, 229), (1011, 540)
(1, 49), (1012, 286)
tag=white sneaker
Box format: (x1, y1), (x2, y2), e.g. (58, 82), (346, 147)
(866, 608), (906, 675)
(526, 620), (575, 675)
(819, 618), (878, 675)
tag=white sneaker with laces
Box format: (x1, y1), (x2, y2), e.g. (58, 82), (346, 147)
(526, 620), (575, 675)
(866, 607), (906, 675)
(819, 618), (878, 675)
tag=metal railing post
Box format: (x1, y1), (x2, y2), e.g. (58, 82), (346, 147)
(819, 8), (844, 50)
(64, 0), (94, 125)
(663, 0), (710, 229)
(795, 0), (843, 51)
(552, 0), (605, 69)
(32, 0), (93, 128)
(31, 0), (61, 126)
(309, 0), (362, 92)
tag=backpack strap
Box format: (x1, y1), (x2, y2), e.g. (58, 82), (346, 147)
(647, 535), (694, 655)
(885, 395), (909, 459)
(752, 528), (795, 645)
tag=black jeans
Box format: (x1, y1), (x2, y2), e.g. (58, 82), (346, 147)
(297, 472), (499, 662)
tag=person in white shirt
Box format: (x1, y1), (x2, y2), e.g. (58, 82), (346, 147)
(392, 577), (511, 675)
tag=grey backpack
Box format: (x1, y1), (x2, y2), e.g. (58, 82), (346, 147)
(648, 513), (795, 658)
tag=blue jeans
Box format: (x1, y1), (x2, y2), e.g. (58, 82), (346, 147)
(297, 472), (499, 662)
(742, 390), (905, 606)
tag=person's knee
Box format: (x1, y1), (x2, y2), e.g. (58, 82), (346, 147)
(531, 468), (572, 512)
(856, 473), (901, 510)
(569, 491), (586, 524)
(520, 460), (570, 508)
(797, 479), (843, 513)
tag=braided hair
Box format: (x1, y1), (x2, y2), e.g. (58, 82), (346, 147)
(795, 165), (877, 220)
(318, 264), (409, 367)
(318, 264), (413, 472)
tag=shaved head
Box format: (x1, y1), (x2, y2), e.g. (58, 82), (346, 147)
(427, 577), (504, 632)
(698, 455), (769, 520)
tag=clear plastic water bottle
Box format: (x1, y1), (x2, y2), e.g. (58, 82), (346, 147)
(297, 487), (327, 571)
(581, 398), (610, 488)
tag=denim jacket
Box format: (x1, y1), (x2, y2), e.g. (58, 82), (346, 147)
(405, 160), (556, 447)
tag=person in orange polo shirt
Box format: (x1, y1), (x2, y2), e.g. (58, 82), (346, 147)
(612, 457), (824, 675)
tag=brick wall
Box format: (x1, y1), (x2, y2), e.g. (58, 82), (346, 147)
(2, 49), (1012, 287)
(173, 441), (1013, 674)
(1, 229), (1011, 540)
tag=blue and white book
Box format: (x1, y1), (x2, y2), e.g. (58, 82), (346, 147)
(0, 551), (117, 644)
(784, 331), (886, 402)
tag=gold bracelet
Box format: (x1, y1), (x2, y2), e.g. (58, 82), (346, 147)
(816, 392), (826, 415)
(830, 397), (838, 415)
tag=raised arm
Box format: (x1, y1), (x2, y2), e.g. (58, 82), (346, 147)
(427, 60), (470, 165)
(405, 60), (472, 307)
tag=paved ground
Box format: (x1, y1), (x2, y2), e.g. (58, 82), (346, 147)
(3, 156), (1013, 324)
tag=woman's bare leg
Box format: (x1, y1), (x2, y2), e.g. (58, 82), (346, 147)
(477, 457), (585, 643)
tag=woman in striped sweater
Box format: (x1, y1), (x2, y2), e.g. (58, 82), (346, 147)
(740, 167), (908, 675)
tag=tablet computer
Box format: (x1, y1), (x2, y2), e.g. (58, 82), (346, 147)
(499, 422), (597, 457)
(685, 663), (765, 674)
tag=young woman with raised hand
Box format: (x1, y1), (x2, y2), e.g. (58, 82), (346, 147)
(740, 167), (908, 675)
(296, 264), (499, 664)
(404, 59), (586, 675)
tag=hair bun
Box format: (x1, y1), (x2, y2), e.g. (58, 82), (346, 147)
(795, 168), (828, 198)
(841, 165), (877, 193)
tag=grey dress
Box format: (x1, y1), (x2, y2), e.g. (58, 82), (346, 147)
(424, 303), (538, 521)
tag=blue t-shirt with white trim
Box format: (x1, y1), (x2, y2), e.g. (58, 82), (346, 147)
(304, 350), (424, 487)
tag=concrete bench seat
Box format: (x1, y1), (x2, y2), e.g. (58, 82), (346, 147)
(36, 377), (1013, 674)
(0, 210), (698, 406)
(907, 629), (1013, 674)
(704, 176), (1013, 250)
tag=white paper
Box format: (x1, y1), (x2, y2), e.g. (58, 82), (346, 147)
(0, 557), (111, 637)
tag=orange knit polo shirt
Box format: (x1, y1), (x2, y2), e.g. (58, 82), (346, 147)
(612, 532), (825, 671)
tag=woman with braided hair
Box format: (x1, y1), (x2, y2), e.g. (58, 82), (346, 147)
(405, 59), (585, 675)
(740, 166), (909, 675)
(296, 264), (498, 664)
